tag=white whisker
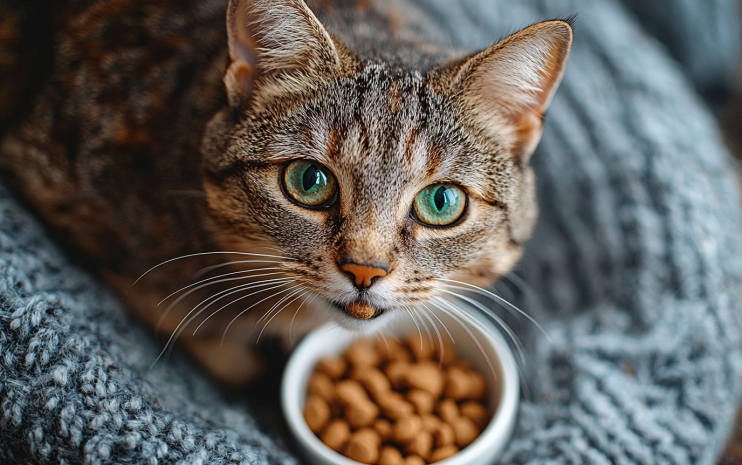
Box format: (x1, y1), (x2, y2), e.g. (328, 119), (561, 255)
(406, 308), (424, 350)
(437, 289), (526, 365)
(150, 279), (295, 369)
(130, 251), (296, 290)
(221, 284), (304, 345)
(155, 273), (288, 332)
(191, 258), (287, 280)
(417, 304), (445, 366)
(430, 298), (496, 379)
(158, 267), (285, 306)
(420, 301), (455, 344)
(436, 278), (551, 343)
(290, 292), (318, 346)
(194, 281), (300, 337)
(257, 290), (308, 343)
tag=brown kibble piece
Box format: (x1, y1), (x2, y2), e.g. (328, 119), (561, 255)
(304, 395), (331, 433)
(379, 446), (405, 465)
(355, 367), (392, 400)
(437, 399), (460, 424)
(320, 419), (351, 451)
(346, 340), (381, 366)
(374, 418), (393, 442)
(407, 389), (434, 415)
(460, 401), (490, 429)
(355, 427), (383, 447)
(385, 361), (410, 389)
(421, 413), (441, 433)
(468, 372), (487, 400)
(317, 356), (347, 379)
(346, 399), (379, 428)
(377, 338), (413, 363)
(404, 430), (433, 460)
(404, 335), (434, 360)
(308, 372), (336, 403)
(445, 367), (471, 400)
(379, 392), (415, 420)
(451, 416), (479, 448)
(434, 422), (455, 447)
(430, 445), (459, 463)
(336, 379), (368, 405)
(344, 432), (380, 464)
(392, 415), (423, 444)
(405, 361), (445, 398)
(404, 456), (426, 465)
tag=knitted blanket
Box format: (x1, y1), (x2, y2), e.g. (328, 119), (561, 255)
(2, 0), (741, 463)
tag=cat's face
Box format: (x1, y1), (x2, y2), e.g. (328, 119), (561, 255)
(201, 0), (571, 332)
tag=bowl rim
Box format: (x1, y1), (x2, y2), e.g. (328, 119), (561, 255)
(281, 310), (520, 465)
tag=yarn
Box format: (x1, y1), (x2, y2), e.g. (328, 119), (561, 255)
(2, 0), (741, 463)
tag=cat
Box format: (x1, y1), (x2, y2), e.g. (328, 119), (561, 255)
(0, 0), (572, 386)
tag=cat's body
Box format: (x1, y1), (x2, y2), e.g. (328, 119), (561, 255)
(0, 0), (572, 384)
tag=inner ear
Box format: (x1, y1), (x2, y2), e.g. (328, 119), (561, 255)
(452, 19), (574, 161)
(224, 0), (341, 108)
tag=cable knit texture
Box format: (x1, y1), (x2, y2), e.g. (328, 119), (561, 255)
(1, 0), (742, 463)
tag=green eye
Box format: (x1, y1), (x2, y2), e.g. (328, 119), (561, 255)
(283, 160), (338, 207)
(413, 184), (467, 226)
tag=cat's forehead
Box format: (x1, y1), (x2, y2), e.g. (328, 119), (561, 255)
(256, 64), (509, 207)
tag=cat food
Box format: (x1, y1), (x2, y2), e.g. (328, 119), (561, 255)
(303, 336), (492, 464)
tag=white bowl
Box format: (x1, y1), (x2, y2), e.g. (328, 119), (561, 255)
(281, 304), (520, 465)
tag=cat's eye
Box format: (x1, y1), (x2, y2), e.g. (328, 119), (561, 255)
(413, 184), (467, 226)
(283, 160), (338, 208)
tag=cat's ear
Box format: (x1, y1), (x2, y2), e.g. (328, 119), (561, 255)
(452, 20), (573, 162)
(225, 0), (340, 108)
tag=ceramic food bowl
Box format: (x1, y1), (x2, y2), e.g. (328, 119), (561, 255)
(282, 304), (519, 465)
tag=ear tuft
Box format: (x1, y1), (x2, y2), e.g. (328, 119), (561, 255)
(454, 20), (574, 160)
(224, 0), (340, 108)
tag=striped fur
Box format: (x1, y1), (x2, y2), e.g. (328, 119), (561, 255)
(0, 0), (572, 384)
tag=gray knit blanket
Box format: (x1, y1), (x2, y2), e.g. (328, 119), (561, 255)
(2, 0), (741, 463)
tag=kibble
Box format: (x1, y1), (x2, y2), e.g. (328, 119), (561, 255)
(420, 414), (441, 433)
(451, 416), (479, 448)
(374, 418), (393, 442)
(392, 415), (422, 444)
(404, 456), (426, 465)
(304, 394), (331, 433)
(309, 372), (337, 403)
(317, 356), (348, 379)
(347, 399), (380, 428)
(404, 430), (433, 459)
(407, 389), (434, 415)
(321, 419), (351, 451)
(460, 401), (490, 429)
(405, 361), (445, 398)
(430, 445), (459, 463)
(433, 423), (455, 448)
(379, 445), (405, 465)
(304, 335), (493, 464)
(437, 399), (459, 424)
(445, 367), (471, 400)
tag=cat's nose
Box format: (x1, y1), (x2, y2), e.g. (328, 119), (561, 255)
(339, 261), (389, 290)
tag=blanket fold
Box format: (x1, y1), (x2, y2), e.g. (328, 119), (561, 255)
(2, 0), (742, 463)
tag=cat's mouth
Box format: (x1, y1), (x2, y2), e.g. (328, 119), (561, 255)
(331, 300), (384, 321)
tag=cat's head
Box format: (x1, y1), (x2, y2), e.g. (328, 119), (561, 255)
(201, 0), (572, 333)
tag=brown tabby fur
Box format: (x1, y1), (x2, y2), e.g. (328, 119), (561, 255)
(0, 0), (572, 385)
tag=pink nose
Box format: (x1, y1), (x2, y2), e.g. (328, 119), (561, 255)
(340, 262), (388, 289)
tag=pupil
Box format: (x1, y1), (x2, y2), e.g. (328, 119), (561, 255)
(434, 186), (447, 212)
(302, 165), (320, 191)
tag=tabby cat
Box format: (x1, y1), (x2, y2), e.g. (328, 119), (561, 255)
(0, 0), (572, 385)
